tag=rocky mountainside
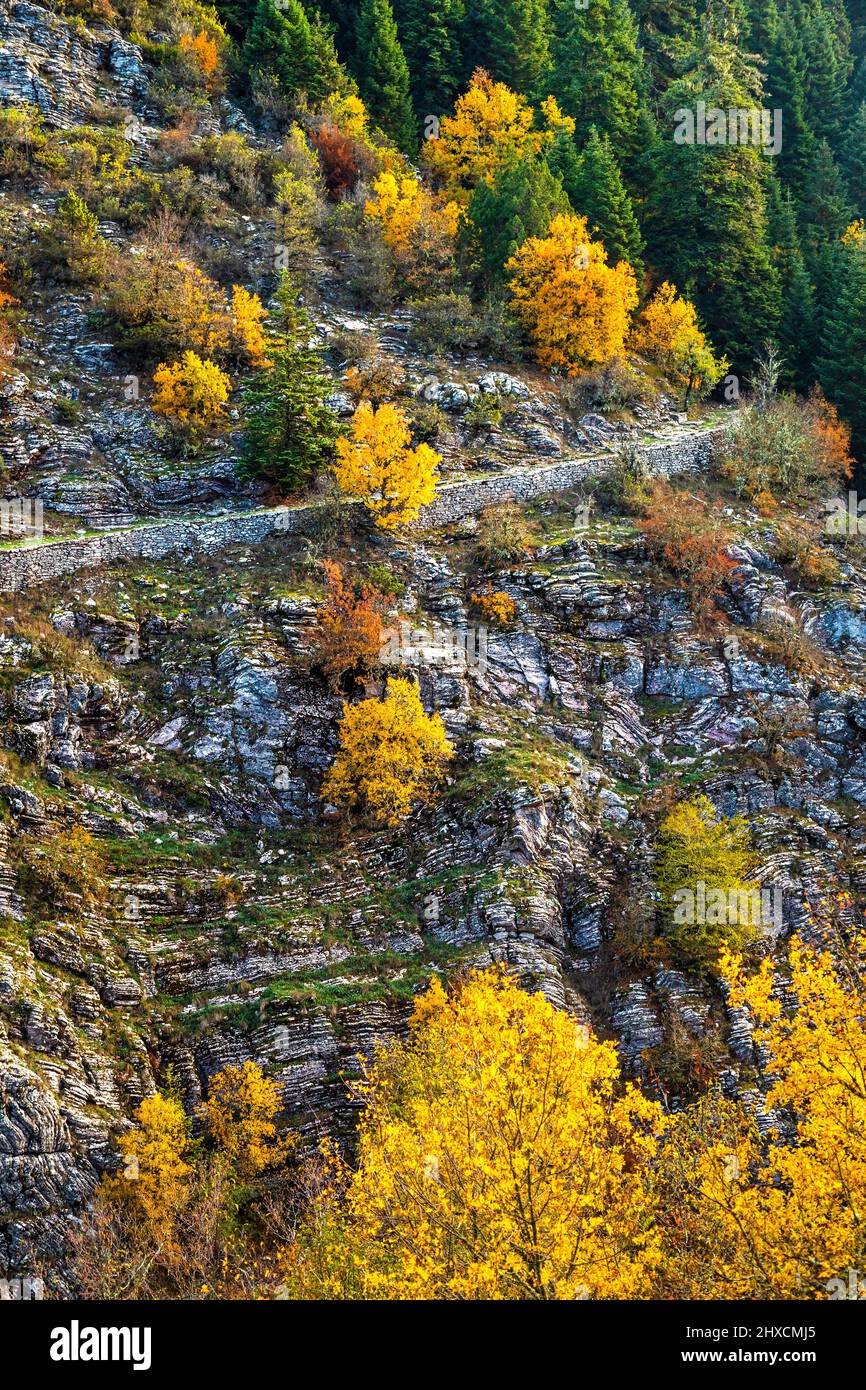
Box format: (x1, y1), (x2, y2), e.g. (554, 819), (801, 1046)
(2, 2), (866, 1292)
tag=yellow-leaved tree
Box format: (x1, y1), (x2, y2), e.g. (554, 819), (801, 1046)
(424, 69), (567, 203)
(321, 675), (452, 826)
(152, 350), (231, 433)
(506, 213), (638, 373)
(659, 905), (866, 1298)
(655, 794), (759, 967)
(287, 968), (665, 1299)
(203, 1060), (292, 1181)
(631, 282), (728, 408)
(72, 1061), (291, 1298)
(230, 284), (270, 368)
(107, 1092), (192, 1227)
(334, 400), (440, 529)
(364, 171), (460, 256)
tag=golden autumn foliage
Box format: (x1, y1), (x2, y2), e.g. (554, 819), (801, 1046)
(230, 284), (270, 367)
(659, 906), (866, 1299)
(203, 1061), (293, 1181)
(364, 170), (460, 257)
(105, 238), (269, 369)
(321, 676), (452, 826)
(424, 70), (568, 204)
(288, 969), (664, 1299)
(108, 1092), (193, 1226)
(631, 282), (728, 405)
(506, 213), (639, 373)
(179, 30), (222, 87)
(470, 589), (518, 625)
(311, 559), (389, 688)
(842, 218), (866, 248)
(72, 1062), (292, 1298)
(334, 400), (440, 529)
(655, 794), (759, 966)
(152, 350), (231, 430)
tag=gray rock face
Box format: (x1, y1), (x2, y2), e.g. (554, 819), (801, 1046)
(0, 3), (146, 126)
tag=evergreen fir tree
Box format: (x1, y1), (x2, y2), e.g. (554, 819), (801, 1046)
(849, 0), (866, 59)
(798, 0), (852, 144)
(767, 181), (819, 390)
(554, 126), (645, 276)
(749, 1), (820, 197)
(463, 154), (570, 285)
(632, 0), (700, 95)
(393, 0), (465, 119)
(819, 237), (866, 452)
(462, 0), (552, 97)
(799, 139), (854, 257)
(645, 21), (781, 367)
(243, 0), (344, 106)
(242, 278), (340, 493)
(839, 101), (866, 211)
(314, 0), (358, 61)
(356, 0), (415, 152)
(548, 0), (646, 156)
(212, 0), (257, 39)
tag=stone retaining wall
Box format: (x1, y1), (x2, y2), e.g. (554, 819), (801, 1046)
(0, 427), (725, 594)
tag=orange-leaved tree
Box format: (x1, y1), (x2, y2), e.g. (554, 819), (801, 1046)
(640, 480), (736, 620)
(334, 400), (440, 529)
(178, 30), (223, 88)
(0, 260), (18, 381)
(506, 213), (638, 373)
(311, 559), (390, 688)
(285, 968), (665, 1299)
(321, 675), (452, 826)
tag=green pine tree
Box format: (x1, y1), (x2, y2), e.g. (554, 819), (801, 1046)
(553, 126), (645, 276)
(767, 180), (819, 390)
(632, 0), (700, 95)
(241, 277), (340, 492)
(799, 139), (853, 259)
(393, 0), (465, 118)
(243, 0), (344, 106)
(463, 154), (570, 286)
(849, 0), (866, 59)
(313, 0), (358, 60)
(356, 0), (415, 152)
(748, 0), (820, 197)
(645, 21), (781, 368)
(548, 0), (647, 159)
(798, 0), (853, 144)
(840, 101), (866, 211)
(463, 0), (552, 97)
(819, 236), (866, 453)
